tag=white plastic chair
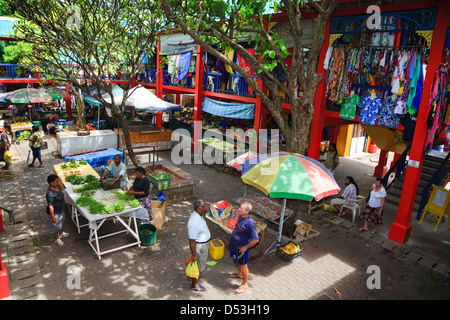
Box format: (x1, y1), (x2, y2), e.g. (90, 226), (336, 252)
(338, 195), (366, 224)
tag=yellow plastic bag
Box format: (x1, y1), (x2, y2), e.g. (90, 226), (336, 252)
(4, 150), (12, 164)
(185, 261), (199, 279)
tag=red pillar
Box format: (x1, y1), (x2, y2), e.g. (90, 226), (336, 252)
(308, 18), (332, 160)
(0, 209), (10, 299)
(192, 45), (204, 153)
(374, 149), (389, 177)
(389, 1), (450, 244)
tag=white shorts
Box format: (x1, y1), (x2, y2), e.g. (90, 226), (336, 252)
(330, 198), (346, 206)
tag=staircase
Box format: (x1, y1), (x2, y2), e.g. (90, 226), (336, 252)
(385, 151), (449, 216)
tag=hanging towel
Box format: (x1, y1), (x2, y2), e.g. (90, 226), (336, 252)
(237, 48), (255, 75)
(225, 47), (235, 74)
(176, 51), (192, 82)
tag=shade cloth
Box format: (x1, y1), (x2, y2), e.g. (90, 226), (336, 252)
(202, 97), (255, 120)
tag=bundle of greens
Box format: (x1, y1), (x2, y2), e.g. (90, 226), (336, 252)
(73, 181), (101, 193)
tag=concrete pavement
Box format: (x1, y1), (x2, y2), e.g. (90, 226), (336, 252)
(0, 134), (449, 301)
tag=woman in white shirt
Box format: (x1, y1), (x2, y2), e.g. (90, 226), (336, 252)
(359, 177), (386, 234)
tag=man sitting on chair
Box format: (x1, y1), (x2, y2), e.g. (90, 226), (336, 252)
(324, 176), (359, 214)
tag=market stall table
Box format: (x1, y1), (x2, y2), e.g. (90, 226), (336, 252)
(64, 183), (142, 260)
(56, 129), (118, 157)
(53, 162), (100, 190)
(234, 195), (294, 255)
(205, 207), (267, 257)
(10, 123), (33, 145)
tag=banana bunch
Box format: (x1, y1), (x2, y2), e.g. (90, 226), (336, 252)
(280, 242), (301, 255)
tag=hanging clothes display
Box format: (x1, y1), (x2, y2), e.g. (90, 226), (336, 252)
(378, 95), (401, 128)
(339, 92), (360, 120)
(359, 94), (382, 125)
(424, 64), (448, 152)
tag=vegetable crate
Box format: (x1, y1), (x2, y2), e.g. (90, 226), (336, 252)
(101, 179), (121, 191)
(277, 241), (303, 262)
(149, 172), (173, 190)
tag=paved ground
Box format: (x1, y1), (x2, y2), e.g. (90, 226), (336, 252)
(0, 134), (449, 302)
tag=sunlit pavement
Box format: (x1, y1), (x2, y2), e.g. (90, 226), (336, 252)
(0, 135), (449, 300)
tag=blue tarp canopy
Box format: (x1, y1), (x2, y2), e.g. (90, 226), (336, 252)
(202, 97), (255, 119)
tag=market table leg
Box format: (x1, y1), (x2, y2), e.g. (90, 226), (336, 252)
(259, 229), (265, 257)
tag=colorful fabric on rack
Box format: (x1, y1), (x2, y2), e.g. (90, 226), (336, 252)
(340, 93), (360, 120)
(378, 95), (400, 128)
(406, 53), (423, 115)
(425, 65), (447, 152)
(360, 95), (382, 125)
(391, 51), (408, 95)
(394, 95), (407, 115)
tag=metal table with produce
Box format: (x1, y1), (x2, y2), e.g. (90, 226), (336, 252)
(61, 169), (143, 260)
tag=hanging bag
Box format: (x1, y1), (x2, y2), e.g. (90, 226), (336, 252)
(185, 260), (199, 279)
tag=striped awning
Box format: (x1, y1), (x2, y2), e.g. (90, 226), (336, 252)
(202, 97), (255, 120)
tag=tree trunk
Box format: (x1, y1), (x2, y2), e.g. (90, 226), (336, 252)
(118, 113), (141, 168)
(73, 91), (87, 129)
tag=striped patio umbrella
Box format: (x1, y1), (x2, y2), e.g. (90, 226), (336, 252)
(5, 88), (52, 104)
(241, 152), (340, 254)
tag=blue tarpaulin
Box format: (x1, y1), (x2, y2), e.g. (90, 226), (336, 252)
(64, 148), (123, 168)
(202, 97), (255, 120)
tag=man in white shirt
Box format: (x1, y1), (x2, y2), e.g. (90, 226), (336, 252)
(100, 154), (130, 188)
(187, 199), (210, 292)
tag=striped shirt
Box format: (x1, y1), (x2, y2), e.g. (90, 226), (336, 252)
(341, 183), (357, 206)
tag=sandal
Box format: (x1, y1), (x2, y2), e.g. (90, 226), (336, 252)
(235, 285), (248, 294)
(60, 232), (70, 238)
(55, 238), (64, 247)
(230, 273), (243, 279)
(371, 230), (378, 234)
(38, 165), (45, 168)
(358, 227), (368, 232)
(28, 164), (34, 167)
(190, 285), (206, 292)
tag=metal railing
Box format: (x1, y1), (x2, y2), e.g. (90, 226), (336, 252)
(416, 151), (450, 220)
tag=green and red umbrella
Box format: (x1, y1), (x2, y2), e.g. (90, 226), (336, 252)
(5, 88), (52, 104)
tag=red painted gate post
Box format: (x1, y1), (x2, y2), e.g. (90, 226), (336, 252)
(0, 208), (10, 299)
(389, 1), (450, 244)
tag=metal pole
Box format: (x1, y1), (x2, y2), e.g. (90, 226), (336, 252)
(276, 198), (287, 249)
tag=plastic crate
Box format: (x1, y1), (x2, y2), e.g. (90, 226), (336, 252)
(101, 179), (121, 190)
(149, 172), (173, 190)
(277, 241), (302, 262)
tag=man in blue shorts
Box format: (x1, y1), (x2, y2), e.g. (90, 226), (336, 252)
(229, 202), (259, 294)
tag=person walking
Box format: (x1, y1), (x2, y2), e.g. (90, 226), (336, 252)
(229, 202), (259, 294)
(27, 125), (44, 168)
(359, 177), (386, 234)
(100, 154), (130, 188)
(324, 176), (359, 213)
(0, 121), (12, 169)
(46, 174), (69, 246)
(127, 166), (153, 224)
(324, 143), (340, 175)
(187, 200), (210, 292)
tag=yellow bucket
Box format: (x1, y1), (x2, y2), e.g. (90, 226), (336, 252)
(209, 238), (225, 260)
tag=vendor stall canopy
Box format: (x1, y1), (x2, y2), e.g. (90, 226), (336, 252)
(202, 97), (255, 120)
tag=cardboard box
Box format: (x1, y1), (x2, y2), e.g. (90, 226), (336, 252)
(209, 200), (232, 220)
(151, 200), (166, 229)
(294, 220), (312, 237)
